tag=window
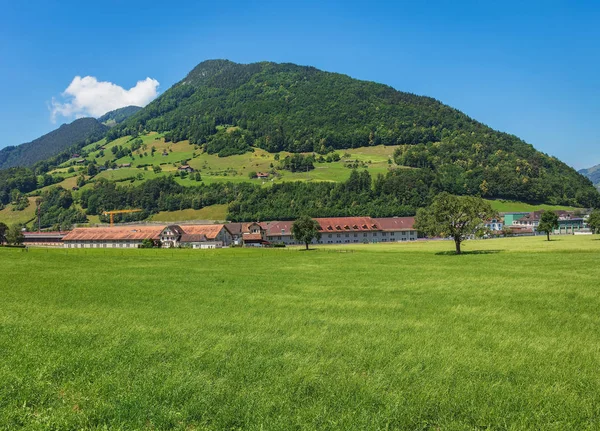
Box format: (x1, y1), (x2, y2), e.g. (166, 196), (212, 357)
(337, 234), (341, 238)
(328, 234), (332, 238)
(354, 233), (358, 237)
(363, 233), (368, 237)
(345, 233), (349, 237)
(382, 232), (387, 237)
(390, 232), (395, 236)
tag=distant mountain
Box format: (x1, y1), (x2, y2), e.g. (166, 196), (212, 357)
(0, 118), (108, 169)
(105, 59), (598, 207)
(98, 106), (142, 127)
(578, 165), (600, 187)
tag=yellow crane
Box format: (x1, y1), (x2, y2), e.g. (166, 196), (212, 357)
(103, 209), (142, 226)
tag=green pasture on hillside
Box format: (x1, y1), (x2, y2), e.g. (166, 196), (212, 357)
(149, 204), (229, 222)
(0, 197), (38, 225)
(486, 199), (580, 213)
(1, 236), (600, 429)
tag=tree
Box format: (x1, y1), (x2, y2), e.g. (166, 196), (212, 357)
(5, 224), (24, 246)
(587, 209), (600, 234)
(291, 215), (322, 250)
(153, 165), (162, 174)
(140, 238), (154, 248)
(538, 211), (559, 241)
(76, 175), (86, 188)
(0, 222), (7, 245)
(248, 171), (257, 179)
(414, 192), (496, 254)
(87, 163), (98, 176)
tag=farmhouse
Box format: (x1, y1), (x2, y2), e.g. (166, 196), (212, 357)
(225, 222), (268, 246)
(265, 216), (417, 245)
(160, 224), (233, 248)
(178, 165), (194, 173)
(485, 218), (503, 232)
(62, 226), (164, 248)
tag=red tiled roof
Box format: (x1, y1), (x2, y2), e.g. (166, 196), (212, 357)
(63, 226), (164, 241)
(178, 224), (225, 240)
(265, 217), (416, 236)
(242, 233), (263, 241)
(374, 217), (415, 231)
(266, 221), (294, 236)
(180, 233), (208, 242)
(225, 222), (266, 235)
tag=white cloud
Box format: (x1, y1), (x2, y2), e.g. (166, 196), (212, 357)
(50, 76), (159, 122)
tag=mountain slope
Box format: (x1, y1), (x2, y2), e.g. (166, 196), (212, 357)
(98, 105), (142, 126)
(0, 118), (108, 169)
(579, 165), (600, 187)
(106, 59), (598, 207)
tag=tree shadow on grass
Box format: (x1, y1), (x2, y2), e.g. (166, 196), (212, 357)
(435, 250), (503, 256)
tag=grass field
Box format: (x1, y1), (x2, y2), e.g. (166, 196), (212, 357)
(486, 199), (580, 213)
(0, 197), (38, 225)
(2, 236), (600, 429)
(149, 204), (229, 222)
(56, 133), (402, 186)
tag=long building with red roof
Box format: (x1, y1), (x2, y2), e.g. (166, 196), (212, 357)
(57, 217), (416, 249)
(264, 216), (417, 246)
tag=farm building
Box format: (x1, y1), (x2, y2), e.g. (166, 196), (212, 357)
(265, 216), (417, 245)
(160, 225), (233, 248)
(23, 231), (69, 247)
(225, 222), (268, 246)
(62, 226), (164, 248)
(512, 210), (588, 234)
(178, 165), (194, 173)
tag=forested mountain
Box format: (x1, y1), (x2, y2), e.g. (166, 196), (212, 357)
(105, 59), (598, 207)
(579, 165), (600, 187)
(98, 106), (142, 126)
(2, 59), (599, 227)
(0, 118), (108, 169)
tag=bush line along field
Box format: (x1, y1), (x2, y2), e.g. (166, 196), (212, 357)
(2, 235), (600, 430)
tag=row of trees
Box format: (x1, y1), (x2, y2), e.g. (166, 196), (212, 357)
(0, 222), (24, 246)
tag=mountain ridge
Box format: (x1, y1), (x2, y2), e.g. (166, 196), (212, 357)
(579, 164), (600, 187)
(0, 118), (108, 170)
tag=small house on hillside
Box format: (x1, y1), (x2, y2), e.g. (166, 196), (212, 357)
(178, 165), (194, 173)
(256, 172), (269, 179)
(119, 163), (131, 168)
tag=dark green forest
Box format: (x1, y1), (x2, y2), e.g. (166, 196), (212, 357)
(98, 105), (142, 126)
(0, 118), (108, 169)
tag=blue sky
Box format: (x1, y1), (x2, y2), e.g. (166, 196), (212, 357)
(1, 0), (598, 168)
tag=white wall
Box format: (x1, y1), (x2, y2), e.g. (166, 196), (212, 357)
(267, 230), (417, 245)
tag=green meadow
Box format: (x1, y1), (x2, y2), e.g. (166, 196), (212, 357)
(2, 236), (600, 430)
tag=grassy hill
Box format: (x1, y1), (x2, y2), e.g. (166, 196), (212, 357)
(2, 235), (600, 429)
